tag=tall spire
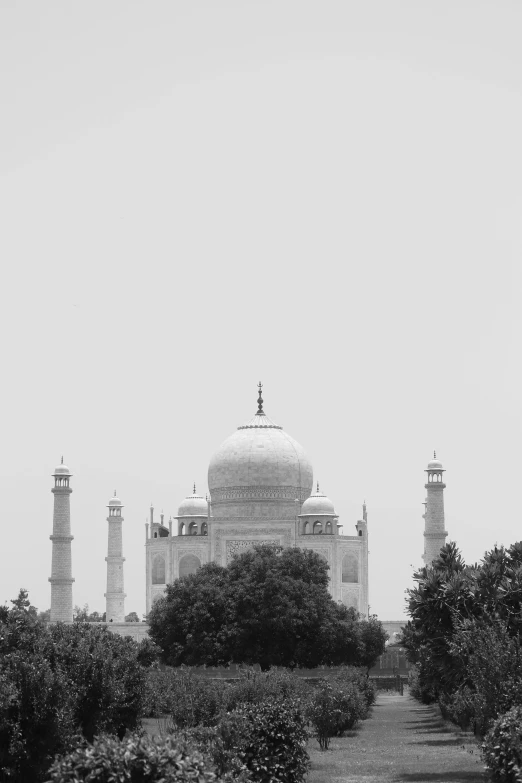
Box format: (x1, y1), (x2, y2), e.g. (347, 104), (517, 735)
(49, 460), (74, 623)
(257, 381), (264, 415)
(193, 482), (196, 495)
(434, 450), (437, 459)
(105, 491), (126, 623)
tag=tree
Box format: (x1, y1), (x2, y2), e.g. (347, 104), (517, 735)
(73, 604), (104, 622)
(149, 544), (386, 670)
(405, 540), (522, 705)
(357, 615), (389, 671)
(125, 611), (140, 623)
(0, 589), (148, 780)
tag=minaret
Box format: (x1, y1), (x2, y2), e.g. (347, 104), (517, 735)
(105, 491), (126, 623)
(49, 458), (74, 622)
(423, 452), (448, 565)
(356, 501), (369, 618)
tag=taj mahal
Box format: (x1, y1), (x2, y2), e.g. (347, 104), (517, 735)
(48, 384), (448, 636)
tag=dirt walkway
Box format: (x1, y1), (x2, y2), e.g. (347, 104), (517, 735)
(307, 691), (485, 783)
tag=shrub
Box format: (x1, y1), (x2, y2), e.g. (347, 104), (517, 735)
(306, 682), (344, 750)
(0, 655), (77, 783)
(408, 665), (436, 704)
(225, 667), (308, 712)
(137, 637), (162, 667)
(439, 687), (476, 731)
(45, 733), (219, 782)
(48, 622), (147, 740)
(483, 706), (522, 783)
(143, 668), (228, 725)
(447, 620), (522, 735)
(333, 666), (376, 712)
(231, 698), (310, 783)
(176, 721), (252, 782)
(174, 697), (309, 783)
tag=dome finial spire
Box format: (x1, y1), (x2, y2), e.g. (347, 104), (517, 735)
(61, 456), (63, 464)
(193, 482), (196, 495)
(317, 481), (320, 493)
(434, 450), (437, 459)
(257, 381), (264, 415)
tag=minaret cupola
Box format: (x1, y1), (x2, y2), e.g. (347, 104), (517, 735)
(175, 484), (209, 536)
(298, 482), (338, 535)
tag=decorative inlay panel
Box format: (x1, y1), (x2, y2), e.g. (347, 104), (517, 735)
(175, 548), (207, 561)
(226, 539), (279, 563)
(211, 486), (310, 502)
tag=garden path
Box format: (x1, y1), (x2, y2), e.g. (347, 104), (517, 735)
(307, 691), (485, 783)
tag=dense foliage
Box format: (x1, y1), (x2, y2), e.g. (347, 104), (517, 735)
(149, 544), (386, 669)
(483, 707), (522, 783)
(404, 540), (522, 779)
(0, 590), (149, 782)
(404, 542), (522, 721)
(306, 668), (376, 750)
(144, 664), (374, 767)
(46, 734), (219, 783)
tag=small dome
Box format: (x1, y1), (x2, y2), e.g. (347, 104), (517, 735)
(177, 490), (208, 517)
(54, 459), (71, 476)
(300, 485), (335, 516)
(427, 451), (443, 470)
(108, 492), (123, 507)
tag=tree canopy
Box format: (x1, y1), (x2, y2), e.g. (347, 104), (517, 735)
(404, 540), (522, 705)
(149, 544), (386, 669)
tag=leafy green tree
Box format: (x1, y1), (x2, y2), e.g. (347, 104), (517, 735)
(357, 615), (389, 671)
(405, 540), (522, 708)
(125, 611), (140, 622)
(0, 590), (148, 780)
(48, 622), (146, 740)
(149, 544), (386, 670)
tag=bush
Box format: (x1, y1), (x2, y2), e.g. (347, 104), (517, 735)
(306, 682), (344, 750)
(176, 721), (252, 782)
(483, 706), (522, 783)
(143, 669), (228, 726)
(439, 687), (476, 731)
(45, 733), (219, 782)
(137, 637), (162, 667)
(408, 665), (436, 704)
(170, 688), (310, 783)
(229, 698), (309, 783)
(0, 591), (149, 782)
(333, 666), (376, 712)
(48, 622), (147, 740)
(0, 656), (77, 783)
(225, 667), (308, 712)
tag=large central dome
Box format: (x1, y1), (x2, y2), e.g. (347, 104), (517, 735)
(208, 386), (313, 515)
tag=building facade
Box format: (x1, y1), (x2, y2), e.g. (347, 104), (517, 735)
(145, 385), (369, 616)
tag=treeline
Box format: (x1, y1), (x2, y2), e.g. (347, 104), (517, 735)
(0, 590), (156, 782)
(404, 541), (522, 782)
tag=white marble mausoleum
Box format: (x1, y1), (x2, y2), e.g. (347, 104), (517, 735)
(145, 385), (369, 616)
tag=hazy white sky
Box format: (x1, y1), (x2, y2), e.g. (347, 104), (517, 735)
(1, 1), (521, 620)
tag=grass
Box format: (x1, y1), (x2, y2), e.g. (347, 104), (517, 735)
(306, 691), (485, 783)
